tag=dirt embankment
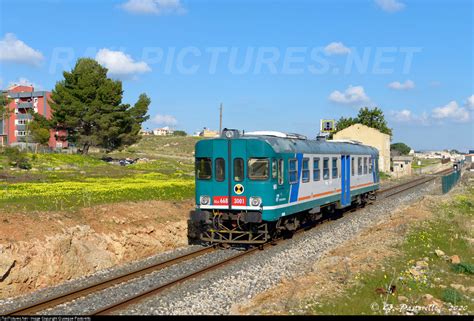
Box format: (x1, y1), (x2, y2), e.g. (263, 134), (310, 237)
(0, 200), (193, 299)
(235, 195), (438, 314)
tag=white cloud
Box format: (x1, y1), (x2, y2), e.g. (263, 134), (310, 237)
(466, 95), (474, 110)
(391, 109), (412, 122)
(328, 85), (370, 105)
(151, 114), (178, 126)
(120, 0), (186, 15)
(388, 80), (415, 90)
(8, 77), (42, 90)
(0, 33), (44, 66)
(95, 49), (151, 78)
(432, 101), (470, 123)
(390, 109), (430, 125)
(324, 42), (351, 55)
(375, 0), (405, 12)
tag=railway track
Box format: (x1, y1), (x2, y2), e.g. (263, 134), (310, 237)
(5, 246), (214, 315)
(4, 166), (454, 316)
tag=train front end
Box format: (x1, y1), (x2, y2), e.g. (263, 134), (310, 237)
(190, 129), (278, 245)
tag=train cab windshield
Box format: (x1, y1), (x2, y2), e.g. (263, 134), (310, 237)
(248, 158), (269, 180)
(196, 158), (212, 180)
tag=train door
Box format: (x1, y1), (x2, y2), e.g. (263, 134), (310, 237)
(210, 139), (230, 208)
(230, 139), (248, 209)
(341, 155), (351, 207)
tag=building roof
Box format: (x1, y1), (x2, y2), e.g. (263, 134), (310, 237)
(392, 156), (413, 162)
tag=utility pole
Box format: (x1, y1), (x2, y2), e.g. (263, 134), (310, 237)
(219, 103), (223, 134)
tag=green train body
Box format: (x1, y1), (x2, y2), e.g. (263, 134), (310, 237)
(190, 129), (379, 244)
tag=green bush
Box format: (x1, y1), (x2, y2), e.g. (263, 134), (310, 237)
(442, 288), (463, 304)
(2, 147), (32, 169)
(451, 262), (474, 275)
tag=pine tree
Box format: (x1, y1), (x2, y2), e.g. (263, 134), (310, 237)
(49, 58), (150, 154)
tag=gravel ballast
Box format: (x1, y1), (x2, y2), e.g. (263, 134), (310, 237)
(122, 180), (440, 315)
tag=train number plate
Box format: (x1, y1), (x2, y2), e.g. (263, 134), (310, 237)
(212, 196), (247, 206)
(231, 196), (247, 206)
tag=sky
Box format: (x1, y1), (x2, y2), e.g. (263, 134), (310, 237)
(0, 0), (473, 152)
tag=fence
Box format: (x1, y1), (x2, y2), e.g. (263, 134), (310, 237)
(441, 170), (461, 194)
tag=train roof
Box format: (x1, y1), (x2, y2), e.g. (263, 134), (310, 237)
(243, 135), (379, 156)
(201, 130), (379, 156)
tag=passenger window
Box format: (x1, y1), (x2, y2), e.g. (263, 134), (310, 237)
(313, 158), (320, 181)
(358, 157), (362, 175)
(272, 159), (277, 179)
(368, 157), (373, 173)
(196, 157), (212, 180)
(323, 158), (329, 180)
(234, 158), (244, 182)
(363, 157), (368, 174)
(215, 158), (225, 182)
(248, 158), (269, 180)
(289, 159), (298, 184)
(278, 159), (284, 185)
(302, 158), (310, 183)
(332, 157), (338, 178)
(351, 157), (355, 176)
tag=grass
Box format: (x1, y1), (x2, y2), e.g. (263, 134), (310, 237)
(0, 173), (194, 212)
(298, 185), (474, 315)
(0, 151), (196, 212)
(106, 136), (202, 159)
(412, 158), (441, 169)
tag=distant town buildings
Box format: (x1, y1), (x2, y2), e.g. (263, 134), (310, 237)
(1, 85), (68, 149)
(199, 127), (220, 138)
(140, 127), (179, 136)
(332, 123), (391, 173)
(414, 150), (463, 161)
(153, 126), (174, 136)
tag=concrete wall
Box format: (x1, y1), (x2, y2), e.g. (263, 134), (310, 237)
(333, 123), (391, 173)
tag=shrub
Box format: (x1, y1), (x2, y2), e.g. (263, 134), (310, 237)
(2, 147), (31, 169)
(442, 288), (463, 304)
(451, 262), (474, 275)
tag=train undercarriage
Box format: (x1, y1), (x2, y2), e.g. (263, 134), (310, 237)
(189, 191), (376, 246)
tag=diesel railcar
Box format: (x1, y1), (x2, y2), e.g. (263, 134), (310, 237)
(190, 129), (380, 244)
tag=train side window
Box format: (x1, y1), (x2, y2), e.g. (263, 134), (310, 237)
(363, 157), (368, 174)
(358, 157), (362, 175)
(369, 157), (373, 173)
(215, 158), (225, 182)
(278, 159), (284, 185)
(302, 158), (310, 183)
(351, 157), (355, 176)
(289, 159), (298, 184)
(234, 158), (244, 182)
(248, 158), (269, 180)
(272, 159), (277, 179)
(332, 157), (338, 178)
(313, 158), (320, 181)
(196, 157), (212, 180)
(323, 158), (329, 180)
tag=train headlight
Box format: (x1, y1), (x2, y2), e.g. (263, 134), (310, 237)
(250, 196), (262, 207)
(200, 195), (210, 205)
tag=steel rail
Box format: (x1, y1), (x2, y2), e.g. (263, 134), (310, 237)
(6, 246), (214, 316)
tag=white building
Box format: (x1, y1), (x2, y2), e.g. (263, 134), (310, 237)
(153, 126), (174, 136)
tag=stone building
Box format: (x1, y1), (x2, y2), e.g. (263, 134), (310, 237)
(391, 155), (413, 178)
(332, 123), (391, 173)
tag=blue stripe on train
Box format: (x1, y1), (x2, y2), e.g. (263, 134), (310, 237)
(290, 153), (304, 203)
